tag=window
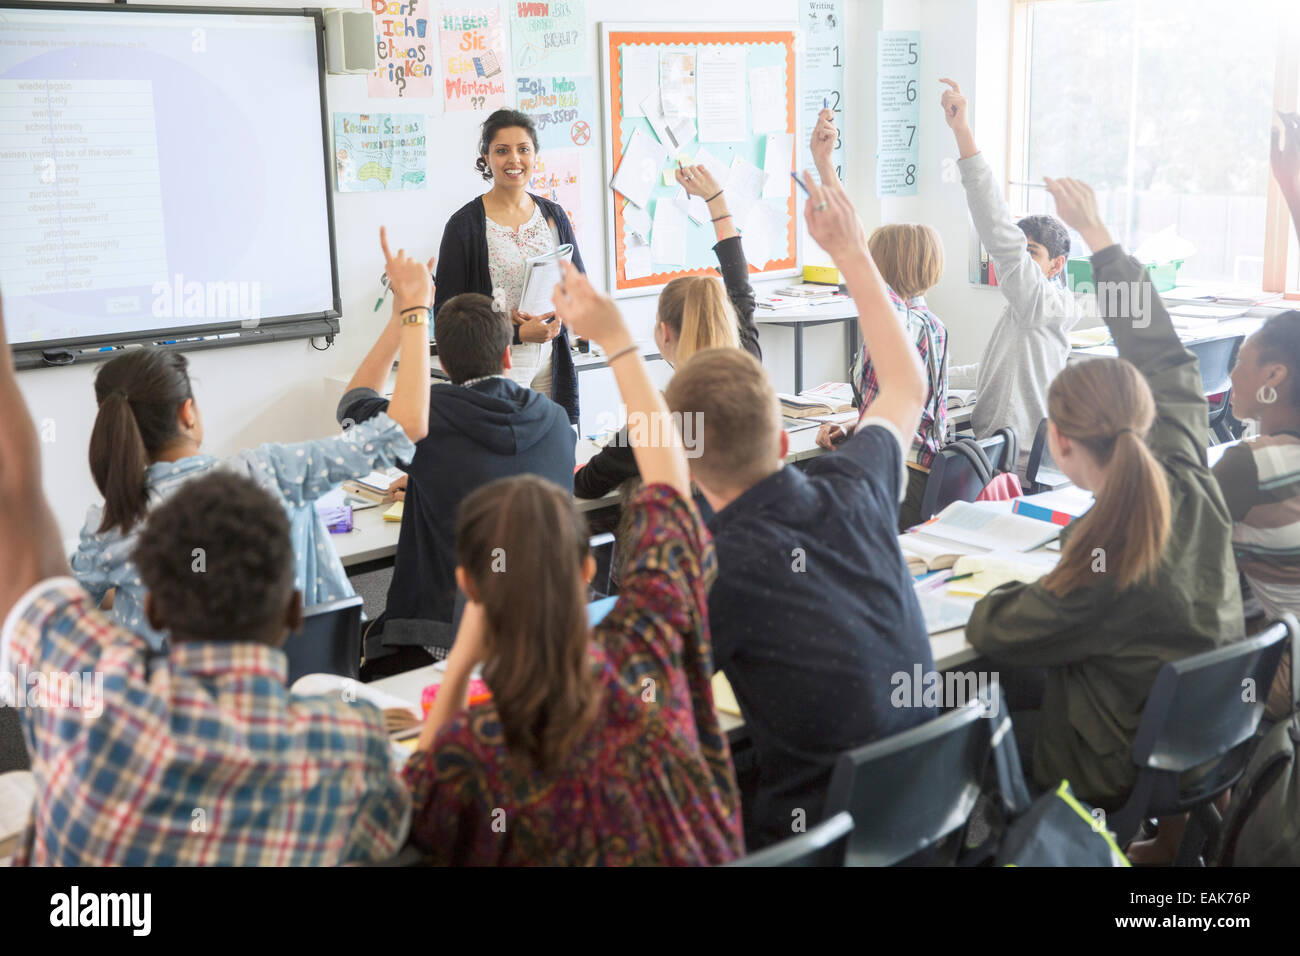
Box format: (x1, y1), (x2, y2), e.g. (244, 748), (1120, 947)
(1009, 0), (1298, 294)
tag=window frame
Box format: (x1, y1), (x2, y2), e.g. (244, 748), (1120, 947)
(1007, 0), (1300, 299)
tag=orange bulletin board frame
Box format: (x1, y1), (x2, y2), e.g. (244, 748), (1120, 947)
(600, 24), (800, 297)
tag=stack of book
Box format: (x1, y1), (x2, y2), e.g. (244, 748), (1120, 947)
(757, 283), (850, 311)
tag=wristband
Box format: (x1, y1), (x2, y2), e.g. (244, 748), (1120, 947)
(711, 213), (732, 223)
(705, 189), (724, 203)
(605, 343), (639, 364)
(400, 306), (431, 326)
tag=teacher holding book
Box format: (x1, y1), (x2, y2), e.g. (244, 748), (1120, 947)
(434, 108), (585, 425)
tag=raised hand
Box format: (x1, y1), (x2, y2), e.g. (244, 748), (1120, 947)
(1044, 176), (1113, 252)
(939, 77), (969, 130)
(811, 108), (837, 168)
(380, 226), (434, 311)
(675, 163), (722, 200)
(552, 261), (630, 351)
(1272, 111), (1300, 198)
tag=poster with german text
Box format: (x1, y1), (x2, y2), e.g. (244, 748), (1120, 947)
(440, 7), (508, 111)
(369, 0), (437, 99)
(510, 0), (586, 74)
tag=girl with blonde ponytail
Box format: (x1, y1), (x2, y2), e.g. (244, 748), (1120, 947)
(966, 178), (1244, 841)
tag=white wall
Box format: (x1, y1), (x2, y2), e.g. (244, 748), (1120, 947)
(16, 0), (1013, 545)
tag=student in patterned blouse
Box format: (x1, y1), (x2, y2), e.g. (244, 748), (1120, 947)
(0, 300), (410, 865)
(401, 261), (743, 866)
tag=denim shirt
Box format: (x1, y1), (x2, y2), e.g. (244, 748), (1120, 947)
(70, 412), (415, 649)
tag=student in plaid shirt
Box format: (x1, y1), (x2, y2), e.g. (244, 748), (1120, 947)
(0, 292), (418, 866)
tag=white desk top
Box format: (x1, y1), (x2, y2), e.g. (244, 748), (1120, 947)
(1070, 315), (1266, 361)
(752, 303), (860, 324)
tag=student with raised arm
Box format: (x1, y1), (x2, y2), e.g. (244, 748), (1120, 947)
(940, 78), (1081, 477)
(965, 178), (1243, 859)
(664, 171), (935, 850)
(70, 230), (434, 649)
(400, 261), (742, 865)
(0, 299), (409, 866)
(572, 161), (759, 501)
(810, 108), (950, 529)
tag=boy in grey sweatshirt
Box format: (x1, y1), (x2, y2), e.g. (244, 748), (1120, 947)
(941, 78), (1082, 478)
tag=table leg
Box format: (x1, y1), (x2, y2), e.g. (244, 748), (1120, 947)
(794, 325), (804, 394)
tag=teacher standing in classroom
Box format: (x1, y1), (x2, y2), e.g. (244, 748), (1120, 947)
(433, 108), (585, 425)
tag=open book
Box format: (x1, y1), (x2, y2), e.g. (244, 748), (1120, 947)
(899, 533), (986, 575)
(916, 500), (1062, 553)
(342, 468), (404, 504)
(290, 673), (423, 736)
(946, 551), (1060, 598)
(517, 243), (575, 317)
(778, 381), (855, 418)
(946, 388), (977, 410)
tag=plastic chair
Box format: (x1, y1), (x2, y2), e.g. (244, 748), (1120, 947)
(822, 693), (994, 866)
(1186, 335), (1244, 446)
(589, 532), (615, 599)
(723, 811), (854, 867)
(1105, 616), (1292, 865)
(282, 595), (364, 685)
(916, 427), (1017, 522)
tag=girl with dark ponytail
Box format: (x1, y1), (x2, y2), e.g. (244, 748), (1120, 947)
(72, 229), (437, 649)
(965, 179), (1244, 853)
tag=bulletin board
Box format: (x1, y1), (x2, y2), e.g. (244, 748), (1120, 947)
(600, 24), (800, 297)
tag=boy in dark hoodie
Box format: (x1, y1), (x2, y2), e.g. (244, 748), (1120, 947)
(338, 292), (576, 673)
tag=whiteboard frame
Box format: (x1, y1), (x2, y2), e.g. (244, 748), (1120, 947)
(599, 21), (802, 299)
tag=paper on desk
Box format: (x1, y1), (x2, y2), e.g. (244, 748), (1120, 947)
(621, 45), (658, 117)
(651, 197), (688, 265)
(946, 551), (1059, 598)
(624, 236), (654, 280)
(697, 45), (748, 141)
(611, 127), (668, 209)
(749, 64), (786, 133)
(762, 132), (795, 199)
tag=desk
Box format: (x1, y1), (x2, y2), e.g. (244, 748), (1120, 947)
(753, 303), (859, 394)
(1068, 315), (1267, 362)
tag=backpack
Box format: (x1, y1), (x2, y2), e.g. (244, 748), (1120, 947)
(1212, 630), (1300, 866)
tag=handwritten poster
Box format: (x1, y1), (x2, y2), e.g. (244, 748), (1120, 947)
(368, 0), (437, 98)
(800, 0), (845, 183)
(510, 0), (586, 74)
(516, 74), (596, 150)
(528, 148), (581, 240)
(334, 113), (427, 192)
(876, 30), (920, 196)
(440, 7), (508, 111)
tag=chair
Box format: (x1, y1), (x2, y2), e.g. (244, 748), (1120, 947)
(1105, 617), (1291, 865)
(724, 811), (854, 867)
(822, 694), (994, 866)
(282, 595), (364, 685)
(588, 532), (615, 599)
(1186, 335), (1244, 446)
(0, 707), (28, 774)
(1024, 418), (1072, 493)
(916, 428), (1016, 522)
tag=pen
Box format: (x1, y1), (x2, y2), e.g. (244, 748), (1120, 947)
(947, 573), (976, 582)
(823, 96), (828, 109)
(790, 171), (811, 196)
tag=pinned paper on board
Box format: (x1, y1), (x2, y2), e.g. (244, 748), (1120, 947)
(369, 0), (437, 98)
(749, 64), (786, 134)
(675, 186), (709, 226)
(762, 132), (794, 199)
(611, 127), (669, 209)
(726, 155), (766, 231)
(658, 49), (697, 123)
(334, 113), (427, 192)
(620, 46), (658, 117)
(651, 197), (688, 265)
(691, 146), (731, 189)
(697, 46), (748, 142)
(516, 75), (596, 149)
(440, 7), (508, 111)
(741, 202), (787, 268)
(624, 202), (652, 242)
(509, 0), (586, 73)
(641, 90), (696, 152)
(624, 236), (654, 280)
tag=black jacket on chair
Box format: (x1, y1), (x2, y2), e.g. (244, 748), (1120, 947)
(434, 193), (584, 425)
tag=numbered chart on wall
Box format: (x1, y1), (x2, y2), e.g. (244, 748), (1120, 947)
(877, 29), (920, 197)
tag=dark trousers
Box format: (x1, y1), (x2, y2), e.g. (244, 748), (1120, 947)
(999, 666), (1047, 788)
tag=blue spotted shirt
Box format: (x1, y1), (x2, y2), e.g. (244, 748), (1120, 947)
(70, 413), (414, 649)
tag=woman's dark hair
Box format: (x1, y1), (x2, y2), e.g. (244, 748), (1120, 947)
(475, 109), (539, 181)
(1250, 310), (1300, 405)
(89, 348), (193, 534)
(455, 474), (599, 774)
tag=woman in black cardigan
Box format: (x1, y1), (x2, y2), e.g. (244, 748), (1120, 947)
(574, 161), (762, 499)
(434, 109), (584, 425)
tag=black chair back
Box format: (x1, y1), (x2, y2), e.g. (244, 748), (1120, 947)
(283, 595), (364, 685)
(823, 694), (992, 866)
(0, 707), (28, 774)
(917, 439), (995, 522)
(723, 811), (854, 867)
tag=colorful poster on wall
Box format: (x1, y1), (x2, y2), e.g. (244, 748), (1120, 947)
(440, 7), (508, 111)
(876, 30), (920, 197)
(368, 0), (437, 98)
(799, 0), (845, 183)
(509, 0), (586, 74)
(516, 74), (596, 150)
(334, 113), (428, 192)
(528, 148), (581, 240)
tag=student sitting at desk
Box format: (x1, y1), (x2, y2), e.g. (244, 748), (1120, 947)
(573, 161), (761, 501)
(70, 230), (432, 651)
(0, 303), (410, 865)
(665, 171), (935, 850)
(338, 291), (575, 677)
(402, 264), (742, 865)
(965, 177), (1243, 862)
(939, 78), (1082, 478)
